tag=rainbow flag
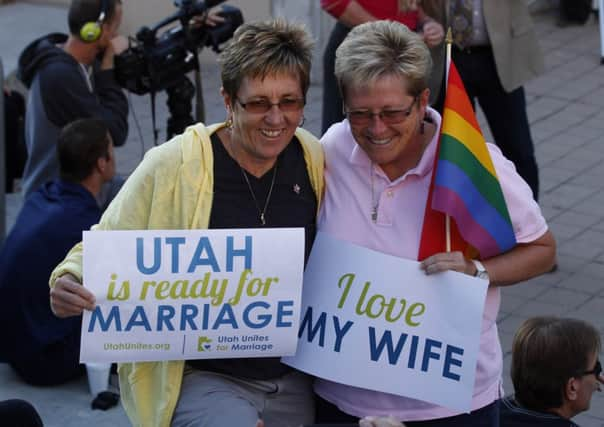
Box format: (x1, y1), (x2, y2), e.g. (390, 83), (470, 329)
(425, 61), (516, 259)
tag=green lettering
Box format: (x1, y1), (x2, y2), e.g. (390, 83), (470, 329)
(107, 273), (130, 301)
(384, 298), (407, 323)
(139, 280), (156, 300)
(155, 281), (171, 299)
(169, 280), (189, 299)
(337, 273), (356, 309)
(406, 303), (426, 327)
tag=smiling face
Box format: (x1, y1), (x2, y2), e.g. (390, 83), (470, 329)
(344, 74), (430, 181)
(222, 72), (304, 176)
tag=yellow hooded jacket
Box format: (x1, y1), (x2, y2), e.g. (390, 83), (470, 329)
(50, 122), (325, 427)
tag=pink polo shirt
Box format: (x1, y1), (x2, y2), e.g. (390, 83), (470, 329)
(315, 108), (548, 421)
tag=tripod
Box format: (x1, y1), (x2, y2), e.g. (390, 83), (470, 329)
(165, 76), (196, 140)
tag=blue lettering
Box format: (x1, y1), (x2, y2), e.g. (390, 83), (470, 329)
(421, 338), (442, 372)
(298, 306), (327, 347)
(165, 237), (185, 273)
(243, 301), (271, 329)
(226, 235), (252, 272)
(125, 306), (151, 331)
(276, 300), (294, 327)
(443, 345), (464, 381)
(180, 304), (199, 330)
(212, 304), (239, 329)
(136, 237), (161, 274)
(157, 305), (175, 331)
(332, 316), (353, 352)
(407, 335), (419, 369)
(88, 305), (122, 332)
(201, 303), (210, 329)
(187, 237), (220, 273)
(368, 327), (407, 365)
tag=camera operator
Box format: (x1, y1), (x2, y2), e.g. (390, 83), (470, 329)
(18, 0), (128, 206)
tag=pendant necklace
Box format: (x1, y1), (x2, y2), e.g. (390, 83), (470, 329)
(240, 164), (278, 226)
(370, 163), (379, 223)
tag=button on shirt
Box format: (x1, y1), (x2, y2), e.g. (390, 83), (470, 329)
(315, 107), (548, 421)
(469, 0), (490, 46)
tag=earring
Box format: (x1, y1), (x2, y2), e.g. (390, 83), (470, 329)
(225, 116), (233, 130)
(299, 116), (306, 127)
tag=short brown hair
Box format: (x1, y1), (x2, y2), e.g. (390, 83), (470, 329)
(512, 316), (601, 412)
(58, 118), (111, 182)
(218, 19), (314, 103)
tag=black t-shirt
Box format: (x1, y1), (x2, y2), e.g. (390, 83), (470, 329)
(187, 132), (317, 379)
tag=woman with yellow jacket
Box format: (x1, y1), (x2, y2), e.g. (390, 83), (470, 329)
(48, 19), (323, 427)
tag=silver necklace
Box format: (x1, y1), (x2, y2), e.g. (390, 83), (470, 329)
(240, 164), (278, 226)
(370, 163), (379, 223)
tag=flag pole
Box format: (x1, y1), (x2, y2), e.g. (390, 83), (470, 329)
(445, 28), (453, 252)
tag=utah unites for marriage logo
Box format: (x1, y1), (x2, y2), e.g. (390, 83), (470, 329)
(198, 336), (213, 352)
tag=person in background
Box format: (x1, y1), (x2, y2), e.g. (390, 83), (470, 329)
(500, 316), (603, 426)
(0, 399), (44, 427)
(48, 19), (324, 427)
(320, 0), (445, 134)
(2, 85), (27, 193)
(315, 20), (556, 426)
(17, 0), (128, 206)
(0, 118), (115, 385)
(440, 0), (543, 200)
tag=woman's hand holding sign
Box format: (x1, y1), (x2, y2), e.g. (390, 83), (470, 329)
(50, 273), (96, 318)
(419, 251), (475, 277)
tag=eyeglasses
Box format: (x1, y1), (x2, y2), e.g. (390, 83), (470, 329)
(236, 97), (305, 114)
(344, 96), (418, 126)
(579, 360), (602, 379)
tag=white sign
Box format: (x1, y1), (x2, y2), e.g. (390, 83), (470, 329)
(81, 228), (304, 363)
(282, 232), (488, 412)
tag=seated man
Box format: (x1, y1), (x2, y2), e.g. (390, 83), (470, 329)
(501, 316), (603, 426)
(0, 118), (115, 385)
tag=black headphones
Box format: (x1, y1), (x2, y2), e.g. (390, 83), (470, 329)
(79, 0), (109, 43)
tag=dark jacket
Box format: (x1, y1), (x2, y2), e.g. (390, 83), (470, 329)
(0, 179), (101, 362)
(500, 396), (580, 427)
(17, 33), (128, 195)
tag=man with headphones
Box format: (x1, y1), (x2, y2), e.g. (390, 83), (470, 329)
(17, 0), (128, 204)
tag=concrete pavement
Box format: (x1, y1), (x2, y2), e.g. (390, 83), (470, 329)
(1, 2), (604, 426)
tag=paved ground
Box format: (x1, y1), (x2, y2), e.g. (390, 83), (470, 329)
(1, 2), (604, 426)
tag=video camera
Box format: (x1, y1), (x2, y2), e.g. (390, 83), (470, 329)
(115, 0), (243, 95)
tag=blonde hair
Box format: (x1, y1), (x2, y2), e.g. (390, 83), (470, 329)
(218, 19), (314, 102)
(334, 20), (432, 100)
